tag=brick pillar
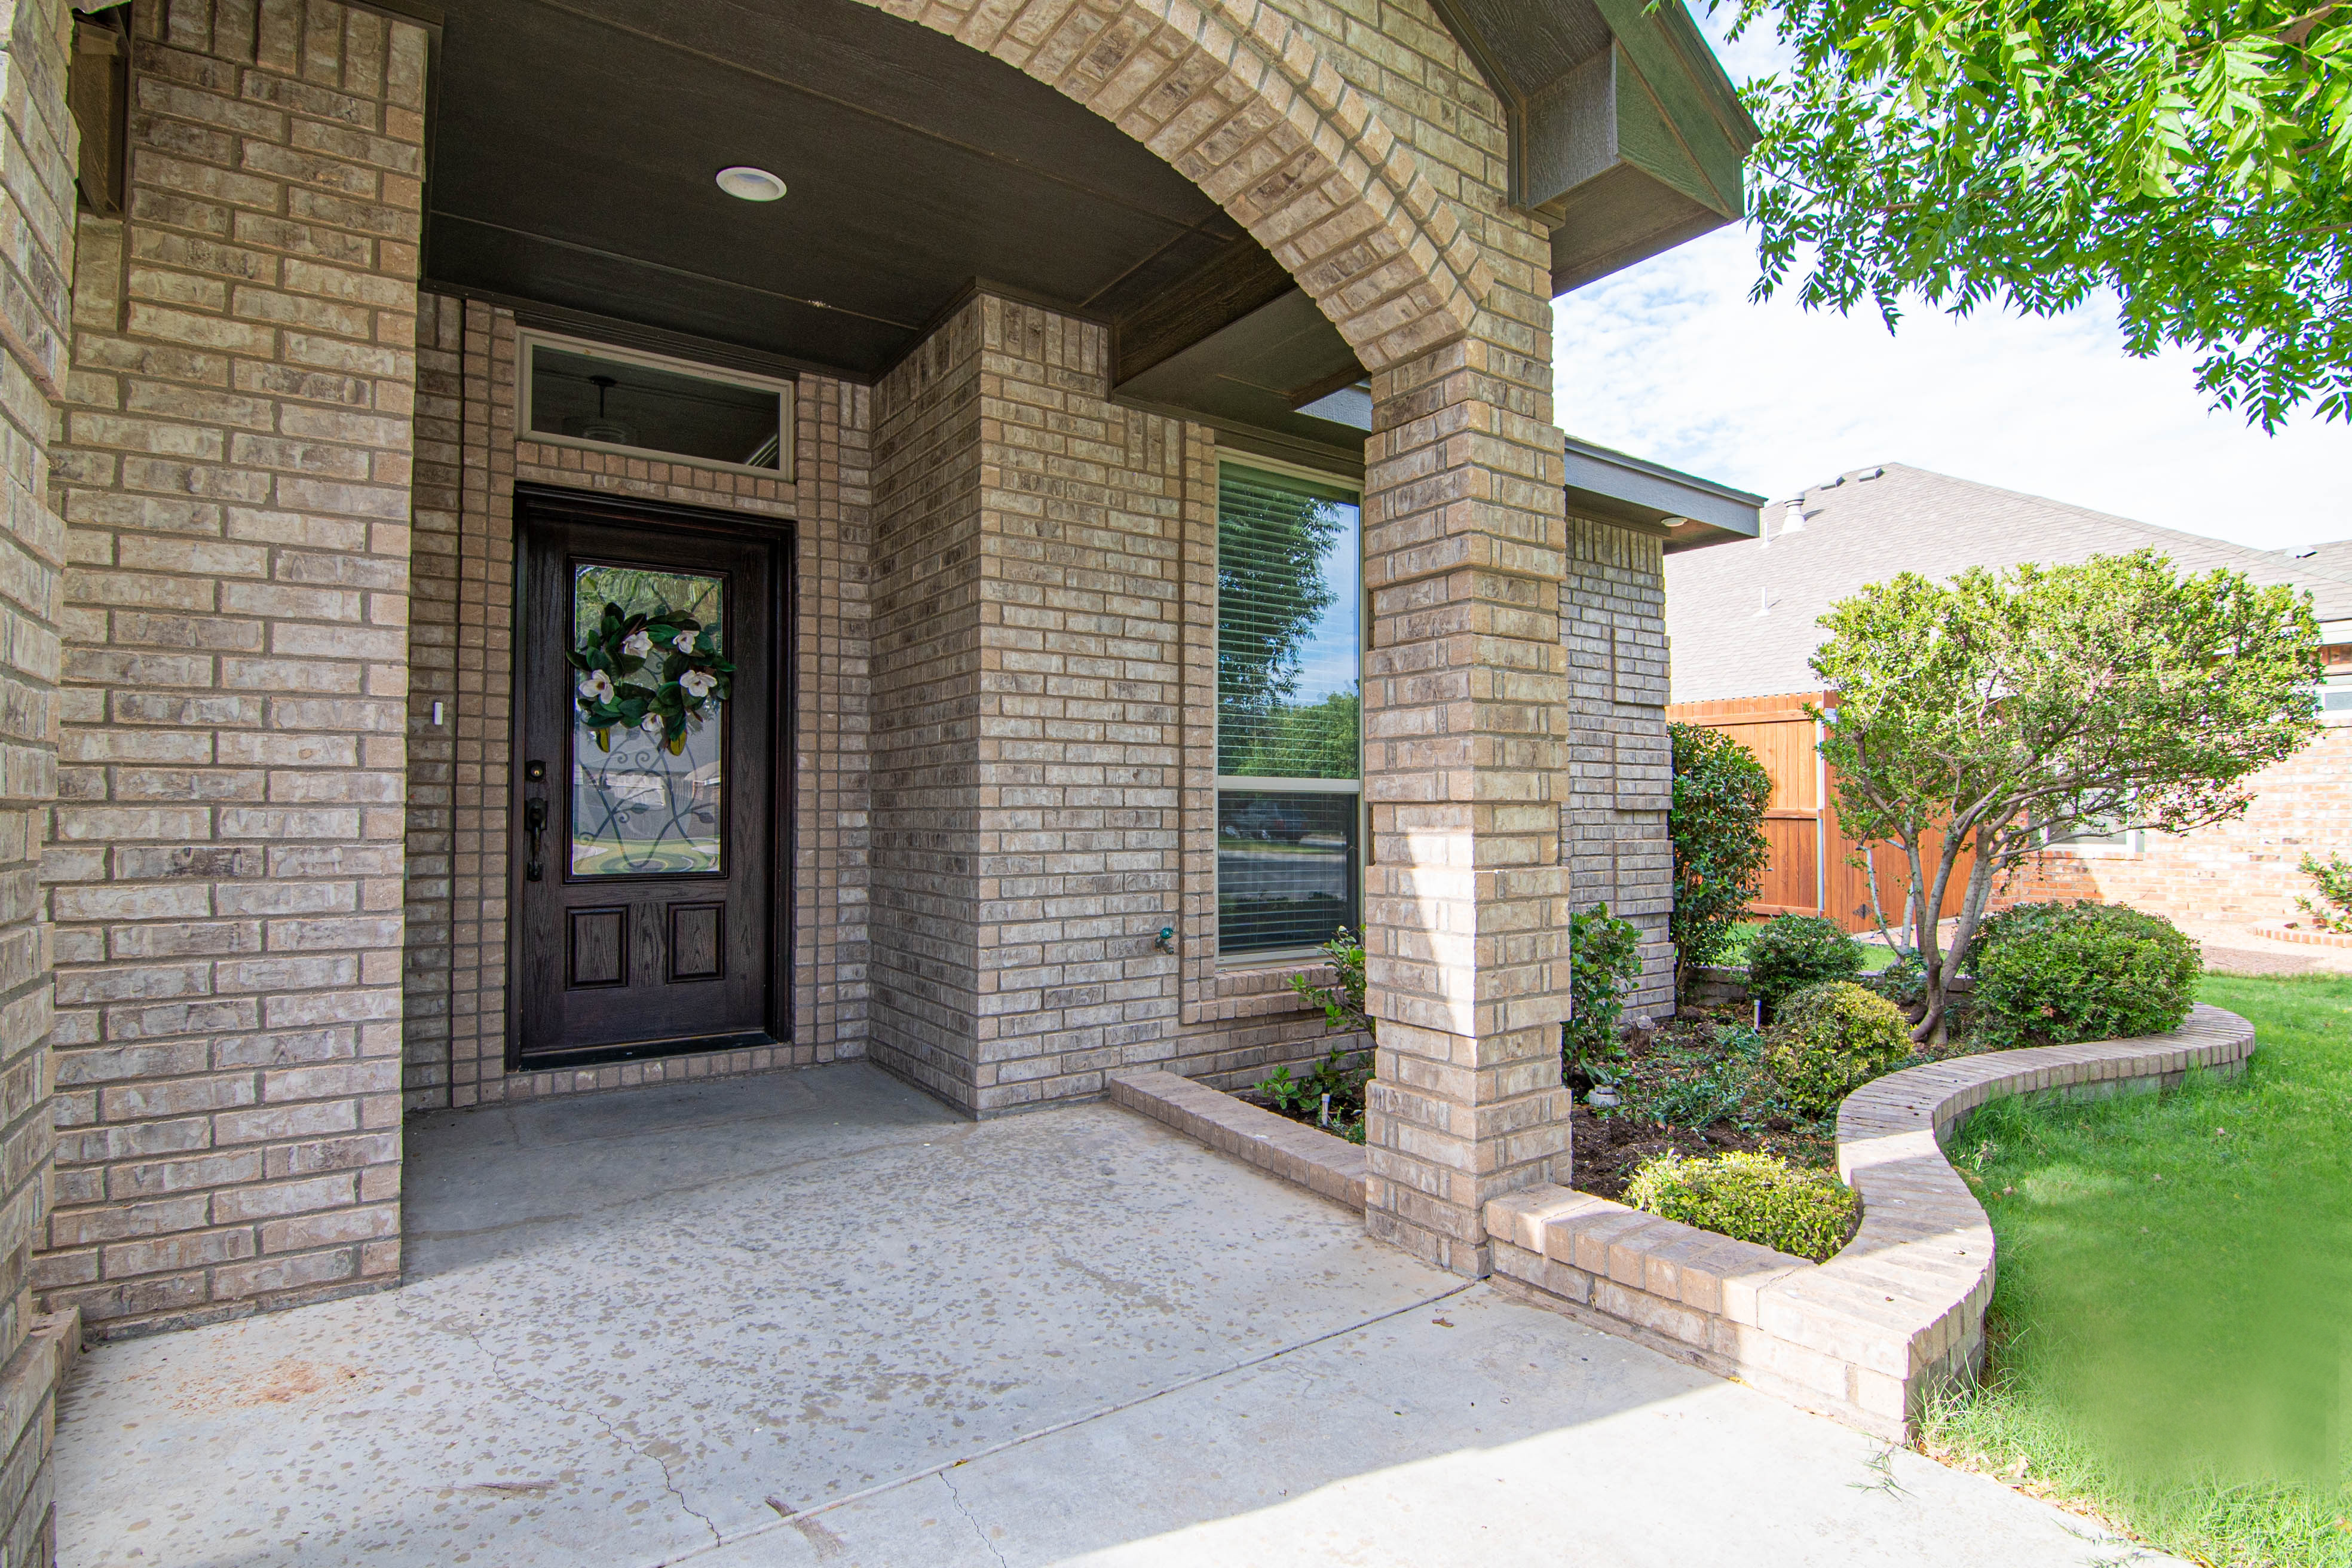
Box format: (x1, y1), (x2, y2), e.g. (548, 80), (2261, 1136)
(1359, 332), (1574, 1276)
(1563, 516), (1674, 1015)
(0, 0), (77, 1557)
(42, 0), (427, 1334)
(867, 293), (1186, 1115)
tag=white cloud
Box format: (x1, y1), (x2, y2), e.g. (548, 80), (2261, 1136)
(1550, 19), (2352, 553)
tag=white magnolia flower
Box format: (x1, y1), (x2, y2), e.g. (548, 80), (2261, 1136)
(576, 670), (615, 705)
(620, 630), (653, 658)
(672, 629), (700, 654)
(639, 712), (665, 736)
(679, 669), (716, 700)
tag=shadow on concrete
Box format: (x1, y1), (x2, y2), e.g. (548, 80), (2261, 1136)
(53, 1063), (2158, 1568)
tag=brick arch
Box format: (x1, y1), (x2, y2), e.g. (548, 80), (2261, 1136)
(856, 0), (1486, 370)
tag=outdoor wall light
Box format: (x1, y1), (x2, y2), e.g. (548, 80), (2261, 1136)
(715, 166), (787, 202)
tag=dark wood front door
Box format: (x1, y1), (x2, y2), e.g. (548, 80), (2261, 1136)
(513, 489), (791, 1067)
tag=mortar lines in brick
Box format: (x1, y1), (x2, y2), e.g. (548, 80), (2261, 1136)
(42, 0), (427, 1334)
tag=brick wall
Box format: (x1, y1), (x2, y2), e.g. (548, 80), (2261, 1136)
(398, 298), (877, 1104)
(42, 0), (425, 1336)
(0, 0), (75, 1556)
(1997, 725), (2352, 927)
(1563, 515), (1673, 1015)
(867, 295), (984, 1104)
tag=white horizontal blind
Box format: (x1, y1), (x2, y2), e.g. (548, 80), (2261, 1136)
(1216, 464), (1361, 954)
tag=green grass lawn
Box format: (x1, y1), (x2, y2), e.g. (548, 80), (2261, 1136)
(1925, 973), (2352, 1567)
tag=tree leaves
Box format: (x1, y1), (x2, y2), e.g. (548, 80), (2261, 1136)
(1728, 0), (2352, 426)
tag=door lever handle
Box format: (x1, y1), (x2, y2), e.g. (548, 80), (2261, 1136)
(524, 797), (549, 882)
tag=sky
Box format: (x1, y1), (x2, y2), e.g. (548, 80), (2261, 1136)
(1549, 20), (2352, 553)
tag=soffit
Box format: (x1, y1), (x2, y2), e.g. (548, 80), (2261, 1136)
(422, 0), (1248, 378)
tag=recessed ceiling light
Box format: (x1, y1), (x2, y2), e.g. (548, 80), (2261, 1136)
(716, 166), (786, 202)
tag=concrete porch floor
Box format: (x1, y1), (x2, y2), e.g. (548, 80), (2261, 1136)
(54, 1062), (2173, 1567)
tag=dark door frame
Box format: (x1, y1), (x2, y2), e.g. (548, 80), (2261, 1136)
(506, 482), (798, 1071)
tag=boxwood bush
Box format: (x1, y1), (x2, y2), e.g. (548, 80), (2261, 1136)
(1624, 1150), (1859, 1263)
(1765, 979), (1913, 1116)
(1745, 913), (1863, 1013)
(1971, 900), (2200, 1049)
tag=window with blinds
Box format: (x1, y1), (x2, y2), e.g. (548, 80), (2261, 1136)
(1216, 463), (1361, 954)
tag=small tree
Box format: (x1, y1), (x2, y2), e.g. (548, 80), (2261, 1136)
(1813, 550), (2320, 1042)
(1668, 722), (1774, 996)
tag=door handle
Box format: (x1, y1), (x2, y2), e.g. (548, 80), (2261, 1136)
(525, 797), (549, 882)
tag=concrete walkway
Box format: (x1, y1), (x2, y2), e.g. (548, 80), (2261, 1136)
(55, 1063), (2172, 1567)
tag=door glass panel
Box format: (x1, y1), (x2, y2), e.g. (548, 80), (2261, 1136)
(570, 564), (726, 875)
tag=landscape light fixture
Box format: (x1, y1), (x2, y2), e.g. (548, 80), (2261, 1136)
(715, 166), (786, 202)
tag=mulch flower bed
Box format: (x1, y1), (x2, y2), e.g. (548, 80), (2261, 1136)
(1251, 1002), (1987, 1202)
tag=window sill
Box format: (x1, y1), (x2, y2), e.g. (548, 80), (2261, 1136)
(1217, 947), (1328, 973)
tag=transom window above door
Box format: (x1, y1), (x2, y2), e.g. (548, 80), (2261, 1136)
(520, 332), (793, 476)
(1215, 461), (1363, 957)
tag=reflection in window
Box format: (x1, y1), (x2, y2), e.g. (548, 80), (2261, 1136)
(571, 565), (725, 876)
(1217, 791), (1358, 953)
(1215, 464), (1361, 954)
(528, 339), (787, 471)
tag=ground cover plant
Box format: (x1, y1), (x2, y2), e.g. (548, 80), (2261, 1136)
(1925, 973), (2352, 1568)
(1254, 927), (1372, 1141)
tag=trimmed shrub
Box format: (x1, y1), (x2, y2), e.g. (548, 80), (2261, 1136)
(1765, 980), (1913, 1116)
(1971, 901), (2200, 1049)
(1745, 913), (1863, 1013)
(1564, 902), (1643, 1074)
(1667, 722), (1773, 989)
(1624, 1150), (1860, 1263)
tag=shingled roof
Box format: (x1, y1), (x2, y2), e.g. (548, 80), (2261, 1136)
(1665, 463), (2352, 705)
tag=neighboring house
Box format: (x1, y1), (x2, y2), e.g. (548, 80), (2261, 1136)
(0, 0), (1766, 1552)
(1666, 464), (2352, 934)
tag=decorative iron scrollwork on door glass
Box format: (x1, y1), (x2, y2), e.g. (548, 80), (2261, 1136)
(568, 564), (727, 876)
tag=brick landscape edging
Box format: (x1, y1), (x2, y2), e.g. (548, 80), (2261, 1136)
(1108, 1070), (1368, 1209)
(1485, 1004), (2256, 1440)
(2249, 924), (2352, 949)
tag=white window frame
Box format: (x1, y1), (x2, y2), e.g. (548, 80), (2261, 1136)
(1212, 454), (1367, 968)
(517, 328), (795, 480)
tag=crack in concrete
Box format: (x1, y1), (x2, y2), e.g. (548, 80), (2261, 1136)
(661, 1279), (1482, 1566)
(939, 1463), (1011, 1568)
(447, 1314), (724, 1552)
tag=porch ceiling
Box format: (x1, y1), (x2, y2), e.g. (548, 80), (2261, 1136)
(421, 0), (1361, 399)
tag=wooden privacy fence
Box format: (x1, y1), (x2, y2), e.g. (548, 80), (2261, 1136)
(1667, 692), (1974, 935)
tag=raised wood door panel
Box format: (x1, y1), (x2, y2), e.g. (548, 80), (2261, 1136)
(512, 489), (791, 1068)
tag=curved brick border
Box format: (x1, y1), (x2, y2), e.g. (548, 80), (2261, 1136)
(2250, 924), (2352, 949)
(1486, 1004), (2256, 1440)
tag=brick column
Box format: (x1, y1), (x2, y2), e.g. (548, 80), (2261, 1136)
(1359, 332), (1574, 1276)
(42, 0), (427, 1334)
(1563, 516), (1674, 1015)
(0, 0), (76, 1556)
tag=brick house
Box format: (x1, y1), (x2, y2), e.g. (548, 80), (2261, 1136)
(0, 0), (1772, 1553)
(1666, 463), (2352, 933)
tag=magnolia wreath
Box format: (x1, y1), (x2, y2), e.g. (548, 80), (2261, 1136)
(569, 600), (735, 754)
